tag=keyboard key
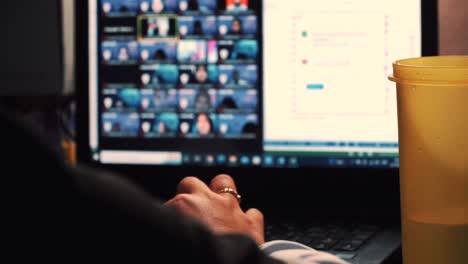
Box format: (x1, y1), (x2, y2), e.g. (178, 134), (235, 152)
(284, 224), (296, 231)
(310, 242), (330, 250)
(294, 236), (314, 245)
(356, 225), (380, 232)
(308, 233), (328, 240)
(334, 243), (358, 251)
(328, 231), (346, 239)
(285, 231), (296, 239)
(322, 237), (338, 245)
(350, 239), (365, 245)
(306, 227), (327, 233)
(309, 237), (339, 250)
(333, 240), (363, 251)
(329, 227), (345, 234)
(335, 253), (356, 260)
(352, 232), (374, 241)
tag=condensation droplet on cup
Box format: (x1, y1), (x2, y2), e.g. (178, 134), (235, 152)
(417, 147), (423, 153)
(411, 86), (416, 92)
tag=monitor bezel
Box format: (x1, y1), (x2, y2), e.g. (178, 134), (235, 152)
(76, 0), (439, 220)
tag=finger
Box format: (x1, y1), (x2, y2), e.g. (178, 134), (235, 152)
(164, 194), (193, 212)
(164, 197), (182, 210)
(246, 208), (265, 244)
(164, 193), (189, 206)
(164, 195), (200, 220)
(209, 174), (238, 193)
(177, 176), (211, 195)
(209, 174), (240, 202)
(245, 208), (264, 230)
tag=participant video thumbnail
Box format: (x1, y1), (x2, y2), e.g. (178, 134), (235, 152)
(178, 16), (217, 38)
(139, 16), (177, 39)
(156, 112), (180, 135)
(225, 0), (249, 14)
(177, 40), (206, 63)
(139, 0), (178, 14)
(217, 64), (257, 87)
(217, 15), (257, 37)
(102, 89), (119, 111)
(102, 88), (141, 111)
(217, 113), (258, 138)
(217, 40), (258, 63)
(139, 112), (179, 137)
(177, 113), (217, 137)
(140, 64), (179, 88)
(102, 112), (140, 137)
(139, 113), (158, 137)
(102, 0), (139, 15)
(206, 40), (219, 63)
(178, 0), (217, 14)
(216, 89), (258, 113)
(139, 40), (177, 63)
(101, 41), (139, 65)
(178, 88), (217, 112)
(190, 113), (218, 137)
(178, 64), (218, 88)
(139, 88), (178, 112)
(178, 113), (194, 137)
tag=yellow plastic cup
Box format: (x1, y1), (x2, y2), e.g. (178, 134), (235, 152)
(389, 56), (468, 264)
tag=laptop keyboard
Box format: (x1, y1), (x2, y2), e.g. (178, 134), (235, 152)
(265, 223), (380, 252)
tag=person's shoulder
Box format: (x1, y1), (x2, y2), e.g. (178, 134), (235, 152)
(0, 109), (62, 161)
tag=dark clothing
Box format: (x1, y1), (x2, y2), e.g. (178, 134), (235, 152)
(1, 110), (281, 263)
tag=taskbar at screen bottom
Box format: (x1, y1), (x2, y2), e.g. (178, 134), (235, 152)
(92, 150), (399, 168)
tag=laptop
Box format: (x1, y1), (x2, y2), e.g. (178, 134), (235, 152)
(76, 0), (438, 263)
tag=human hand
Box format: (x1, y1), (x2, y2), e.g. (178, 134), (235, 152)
(165, 174), (264, 244)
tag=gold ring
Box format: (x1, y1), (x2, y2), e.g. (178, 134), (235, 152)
(218, 187), (241, 203)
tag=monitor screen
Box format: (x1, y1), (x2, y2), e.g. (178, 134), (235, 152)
(87, 0), (422, 168)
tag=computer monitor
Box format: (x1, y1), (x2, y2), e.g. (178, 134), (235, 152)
(78, 0), (437, 171)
